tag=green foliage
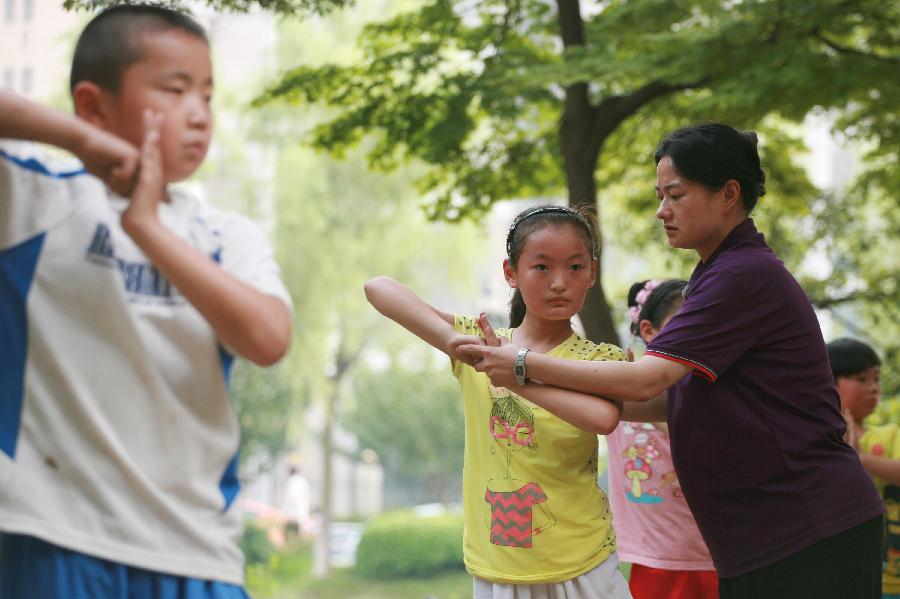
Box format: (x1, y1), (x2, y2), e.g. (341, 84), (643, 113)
(346, 350), (465, 503)
(244, 540), (472, 599)
(253, 0), (898, 345)
(354, 510), (465, 579)
(256, 0), (898, 222)
(232, 361), (293, 477)
(867, 399), (900, 428)
(240, 520), (277, 566)
(63, 0), (352, 17)
(245, 542), (313, 599)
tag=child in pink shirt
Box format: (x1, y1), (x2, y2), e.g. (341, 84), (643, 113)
(606, 279), (718, 599)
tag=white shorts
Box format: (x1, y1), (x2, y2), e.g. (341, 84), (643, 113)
(472, 553), (633, 599)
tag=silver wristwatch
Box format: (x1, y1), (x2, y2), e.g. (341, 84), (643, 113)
(514, 347), (530, 386)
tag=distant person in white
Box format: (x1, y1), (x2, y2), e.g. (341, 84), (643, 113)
(282, 466), (312, 541)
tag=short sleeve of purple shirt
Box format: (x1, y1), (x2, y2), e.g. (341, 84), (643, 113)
(645, 267), (761, 382)
(644, 219), (884, 578)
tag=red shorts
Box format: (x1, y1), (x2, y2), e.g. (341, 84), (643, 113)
(629, 563), (719, 599)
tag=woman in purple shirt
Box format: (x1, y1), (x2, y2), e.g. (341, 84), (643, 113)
(459, 123), (884, 599)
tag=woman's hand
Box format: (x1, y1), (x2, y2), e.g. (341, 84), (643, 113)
(458, 342), (521, 387)
(447, 313), (504, 368)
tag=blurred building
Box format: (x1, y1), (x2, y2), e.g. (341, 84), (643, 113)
(0, 0), (81, 101)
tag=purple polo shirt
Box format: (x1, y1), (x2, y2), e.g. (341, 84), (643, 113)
(646, 219), (883, 578)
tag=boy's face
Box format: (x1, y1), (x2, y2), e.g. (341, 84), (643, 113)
(103, 28), (213, 183)
(837, 366), (881, 423)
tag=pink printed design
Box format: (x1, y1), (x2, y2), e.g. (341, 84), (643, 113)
(490, 416), (535, 447)
(485, 482), (548, 548)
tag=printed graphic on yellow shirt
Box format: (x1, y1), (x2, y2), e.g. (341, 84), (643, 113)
(883, 486), (900, 588)
(485, 384), (556, 548)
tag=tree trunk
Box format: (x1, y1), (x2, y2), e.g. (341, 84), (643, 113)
(555, 0), (619, 345)
(555, 0), (700, 345)
(313, 390), (335, 578)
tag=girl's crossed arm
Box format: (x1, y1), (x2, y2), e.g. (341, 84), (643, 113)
(364, 276), (483, 365)
(506, 381), (622, 435)
(478, 316), (622, 435)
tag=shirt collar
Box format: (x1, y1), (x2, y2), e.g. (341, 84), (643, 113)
(684, 218), (760, 298)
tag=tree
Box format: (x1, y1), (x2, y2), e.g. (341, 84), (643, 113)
(254, 0), (899, 344)
(346, 347), (466, 506)
(65, 0), (351, 15)
(232, 361), (294, 481)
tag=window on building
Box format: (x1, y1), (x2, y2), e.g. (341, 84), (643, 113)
(23, 0), (32, 20)
(21, 67), (32, 95)
(4, 0), (14, 22)
(3, 68), (14, 91)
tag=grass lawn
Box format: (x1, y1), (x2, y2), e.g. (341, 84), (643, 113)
(245, 545), (472, 599)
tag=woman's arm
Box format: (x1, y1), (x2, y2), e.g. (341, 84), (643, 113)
(458, 342), (690, 401)
(364, 276), (483, 363)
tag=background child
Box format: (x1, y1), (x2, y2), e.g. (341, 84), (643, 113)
(827, 338), (898, 597)
(607, 279), (718, 599)
(0, 5), (292, 598)
(365, 205), (631, 598)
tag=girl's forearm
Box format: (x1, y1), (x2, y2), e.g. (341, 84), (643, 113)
(364, 276), (456, 354)
(508, 382), (621, 435)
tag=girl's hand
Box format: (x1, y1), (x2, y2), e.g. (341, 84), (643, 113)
(122, 110), (165, 234)
(446, 333), (487, 367)
(478, 312), (503, 347)
(457, 342), (521, 387)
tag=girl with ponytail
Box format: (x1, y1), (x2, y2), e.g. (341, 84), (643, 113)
(365, 204), (631, 598)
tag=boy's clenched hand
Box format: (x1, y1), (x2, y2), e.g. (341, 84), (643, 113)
(73, 121), (140, 196)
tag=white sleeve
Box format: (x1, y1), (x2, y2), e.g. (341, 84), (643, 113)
(217, 212), (293, 314)
(0, 141), (88, 250)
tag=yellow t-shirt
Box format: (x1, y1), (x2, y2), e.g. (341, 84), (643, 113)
(860, 424), (900, 594)
(452, 315), (622, 584)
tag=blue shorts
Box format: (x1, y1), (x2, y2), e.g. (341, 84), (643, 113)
(0, 533), (251, 599)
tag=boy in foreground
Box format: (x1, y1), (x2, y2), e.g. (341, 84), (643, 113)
(0, 5), (292, 597)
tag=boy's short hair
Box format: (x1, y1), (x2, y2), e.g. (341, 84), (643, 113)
(826, 337), (882, 380)
(70, 3), (208, 95)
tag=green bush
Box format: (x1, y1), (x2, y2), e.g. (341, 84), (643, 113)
(240, 520), (276, 566)
(354, 510), (465, 579)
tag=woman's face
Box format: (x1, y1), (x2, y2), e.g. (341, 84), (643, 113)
(655, 156), (731, 261)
